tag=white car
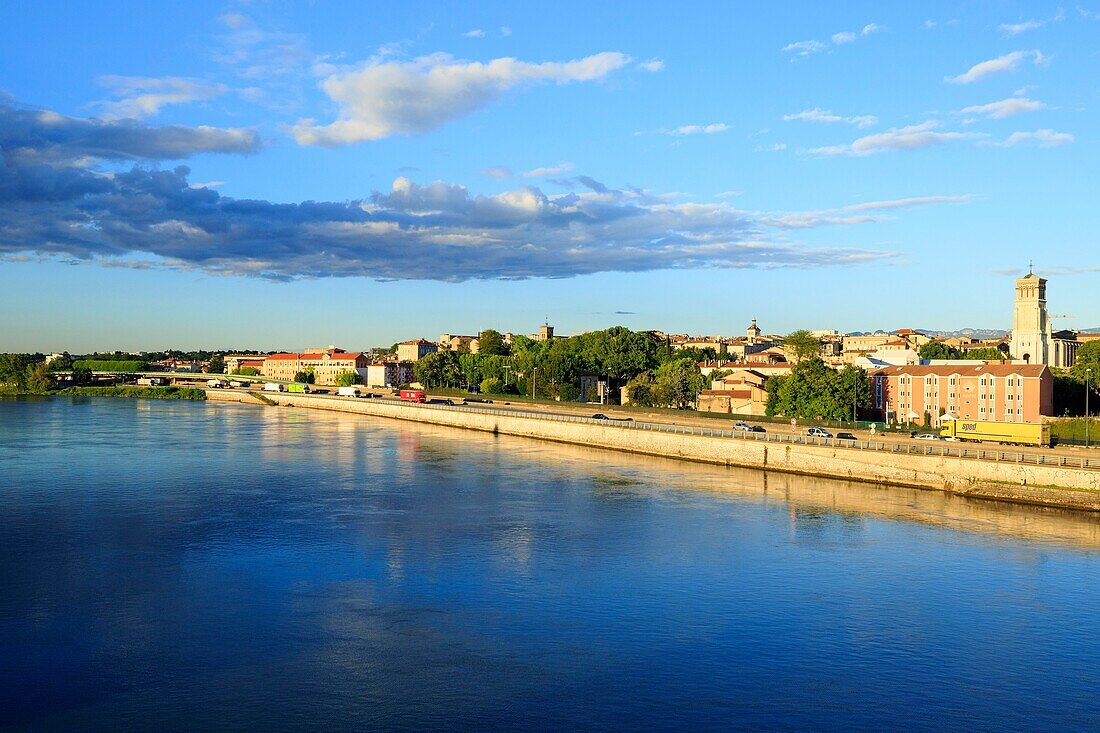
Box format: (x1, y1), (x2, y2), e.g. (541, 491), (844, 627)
(915, 433), (940, 440)
(806, 427), (833, 438)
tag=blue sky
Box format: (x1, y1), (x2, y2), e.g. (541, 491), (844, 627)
(1, 0), (1097, 351)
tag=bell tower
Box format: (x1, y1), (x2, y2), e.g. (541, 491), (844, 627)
(1009, 266), (1050, 364)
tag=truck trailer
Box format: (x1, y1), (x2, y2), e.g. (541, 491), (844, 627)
(939, 419), (1050, 447)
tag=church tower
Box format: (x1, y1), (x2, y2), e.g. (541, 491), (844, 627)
(1009, 269), (1051, 364)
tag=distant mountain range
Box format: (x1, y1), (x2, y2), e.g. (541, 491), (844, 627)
(845, 328), (1008, 339)
(844, 326), (1100, 338)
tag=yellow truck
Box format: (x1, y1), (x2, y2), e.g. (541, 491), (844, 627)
(939, 419), (1050, 447)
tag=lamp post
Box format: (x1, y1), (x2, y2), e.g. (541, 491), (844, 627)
(1087, 367), (1093, 448)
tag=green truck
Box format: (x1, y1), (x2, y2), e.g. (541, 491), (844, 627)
(286, 383), (312, 394)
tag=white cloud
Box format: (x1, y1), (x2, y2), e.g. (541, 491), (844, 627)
(715, 190), (741, 198)
(218, 12), (248, 30)
(754, 143), (788, 152)
(785, 23), (883, 56)
(463, 29), (486, 38)
(638, 59), (664, 72)
(756, 194), (972, 228)
(96, 76), (228, 120)
(946, 50), (1046, 84)
(810, 121), (982, 156)
(668, 123), (730, 136)
(783, 40), (828, 56)
(522, 162), (574, 178)
(292, 52), (632, 145)
(1000, 9), (1065, 34)
(501, 26), (512, 36)
(959, 97), (1045, 119)
(783, 108), (878, 128)
(923, 20), (937, 29)
(1000, 20), (1043, 35)
(481, 166), (513, 179)
(988, 129), (1074, 147)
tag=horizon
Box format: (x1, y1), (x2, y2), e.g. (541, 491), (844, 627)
(2, 0), (1098, 352)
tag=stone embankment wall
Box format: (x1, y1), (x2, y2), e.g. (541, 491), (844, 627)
(206, 390), (1100, 510)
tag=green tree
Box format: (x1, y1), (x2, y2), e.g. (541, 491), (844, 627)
(47, 352), (73, 372)
(479, 377), (504, 394)
(293, 370), (315, 384)
(0, 354), (35, 389)
(26, 362), (52, 393)
(207, 354), (226, 374)
(654, 358), (707, 408)
(1071, 340), (1100, 381)
(964, 347), (1011, 361)
(414, 350), (462, 388)
(478, 329), (509, 356)
(625, 372), (657, 407)
(766, 357), (868, 421)
(71, 364), (93, 386)
(783, 330), (822, 363)
(335, 371), (363, 386)
(919, 341), (961, 360)
(236, 366), (260, 376)
(836, 364), (873, 421)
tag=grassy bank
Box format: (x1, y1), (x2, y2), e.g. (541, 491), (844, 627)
(52, 386), (207, 400)
(1051, 418), (1100, 446)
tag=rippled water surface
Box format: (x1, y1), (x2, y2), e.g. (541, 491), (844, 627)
(3, 397), (1100, 731)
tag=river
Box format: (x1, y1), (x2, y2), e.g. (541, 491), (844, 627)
(2, 396), (1100, 731)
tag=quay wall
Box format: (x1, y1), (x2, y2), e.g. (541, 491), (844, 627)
(207, 390), (1100, 511)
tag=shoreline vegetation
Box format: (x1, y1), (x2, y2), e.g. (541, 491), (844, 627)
(4, 386), (207, 400)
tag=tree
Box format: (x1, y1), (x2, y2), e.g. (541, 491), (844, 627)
(478, 329), (509, 356)
(654, 358), (707, 408)
(964, 347), (1011, 361)
(480, 377), (504, 394)
(414, 350), (462, 388)
(335, 371), (363, 386)
(71, 364), (93, 386)
(766, 357), (870, 421)
(47, 352), (73, 372)
(207, 354), (225, 374)
(836, 364), (873, 420)
(236, 366), (259, 376)
(0, 354), (36, 389)
(919, 341), (960, 361)
(1071, 341), (1100, 382)
(625, 372), (657, 407)
(293, 370), (315, 384)
(26, 362), (52, 393)
(783, 330), (821, 363)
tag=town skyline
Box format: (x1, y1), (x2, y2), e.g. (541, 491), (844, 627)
(2, 0), (1098, 351)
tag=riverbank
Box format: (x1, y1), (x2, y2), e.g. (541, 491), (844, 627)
(52, 386), (207, 400)
(207, 389), (1100, 512)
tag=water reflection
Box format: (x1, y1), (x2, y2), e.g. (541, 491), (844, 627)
(3, 397), (1100, 732)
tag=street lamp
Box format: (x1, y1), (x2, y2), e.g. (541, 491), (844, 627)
(1087, 367), (1093, 448)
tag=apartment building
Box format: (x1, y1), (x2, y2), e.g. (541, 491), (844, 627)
(365, 361), (415, 388)
(872, 363), (1052, 425)
(397, 339), (437, 362)
(262, 348), (370, 384)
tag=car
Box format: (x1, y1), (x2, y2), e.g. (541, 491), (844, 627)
(835, 432), (857, 441)
(915, 433), (940, 440)
(732, 421), (752, 431)
(747, 425), (766, 433)
(592, 413), (609, 420)
(806, 427), (833, 438)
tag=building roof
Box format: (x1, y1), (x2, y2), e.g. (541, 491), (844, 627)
(872, 364), (1049, 378)
(700, 389), (753, 398)
(265, 353), (300, 361)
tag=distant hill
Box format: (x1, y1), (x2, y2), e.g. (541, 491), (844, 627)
(845, 328), (1009, 339)
(913, 328), (1009, 339)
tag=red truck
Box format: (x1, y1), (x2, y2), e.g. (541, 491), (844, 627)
(399, 389), (427, 403)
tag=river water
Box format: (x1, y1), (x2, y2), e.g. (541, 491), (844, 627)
(2, 396), (1100, 731)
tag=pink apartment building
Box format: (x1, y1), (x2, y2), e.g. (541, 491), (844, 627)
(873, 364), (1053, 425)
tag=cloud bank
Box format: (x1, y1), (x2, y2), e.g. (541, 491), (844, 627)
(292, 52), (632, 145)
(1, 100), (982, 283)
